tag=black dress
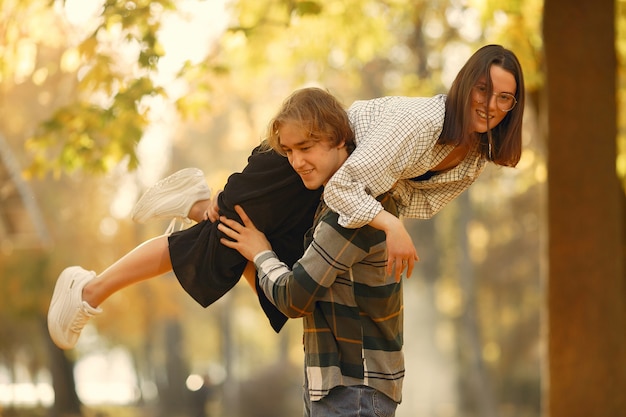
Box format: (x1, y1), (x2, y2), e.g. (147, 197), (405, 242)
(168, 145), (322, 332)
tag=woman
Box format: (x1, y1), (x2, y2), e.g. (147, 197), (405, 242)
(326, 43), (524, 274)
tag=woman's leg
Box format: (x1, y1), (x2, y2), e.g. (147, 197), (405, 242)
(188, 199), (212, 223)
(49, 169), (214, 351)
(241, 261), (257, 295)
(83, 234), (172, 307)
(48, 234), (174, 350)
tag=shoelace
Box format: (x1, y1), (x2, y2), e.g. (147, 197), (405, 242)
(70, 304), (96, 333)
(164, 217), (192, 235)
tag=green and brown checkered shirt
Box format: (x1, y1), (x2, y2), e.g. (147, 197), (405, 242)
(254, 196), (404, 403)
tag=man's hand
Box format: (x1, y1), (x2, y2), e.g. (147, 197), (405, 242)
(218, 205), (272, 261)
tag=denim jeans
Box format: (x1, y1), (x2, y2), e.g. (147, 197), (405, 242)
(303, 384), (398, 417)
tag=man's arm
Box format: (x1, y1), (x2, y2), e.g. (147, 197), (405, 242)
(218, 205), (365, 318)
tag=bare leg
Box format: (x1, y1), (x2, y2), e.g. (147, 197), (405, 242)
(241, 261), (257, 294)
(82, 235), (172, 307)
(188, 199), (211, 223)
(81, 223), (257, 309)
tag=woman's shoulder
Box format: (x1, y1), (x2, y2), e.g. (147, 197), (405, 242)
(348, 95), (445, 125)
(395, 94), (446, 112)
(350, 93), (446, 108)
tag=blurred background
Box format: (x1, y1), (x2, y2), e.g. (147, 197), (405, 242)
(0, 0), (624, 417)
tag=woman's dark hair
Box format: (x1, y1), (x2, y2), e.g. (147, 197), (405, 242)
(439, 44), (525, 167)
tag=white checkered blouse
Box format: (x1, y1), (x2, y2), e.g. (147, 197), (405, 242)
(324, 94), (487, 227)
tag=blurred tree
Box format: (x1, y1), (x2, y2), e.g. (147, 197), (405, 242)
(1, 3), (542, 417)
(22, 0), (175, 176)
(0, 1), (201, 415)
(620, 0), (626, 188)
(4, 0), (624, 416)
(544, 1), (626, 417)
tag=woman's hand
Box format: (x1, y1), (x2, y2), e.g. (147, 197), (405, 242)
(218, 205), (272, 261)
(385, 221), (419, 281)
(205, 190), (222, 222)
(370, 210), (419, 281)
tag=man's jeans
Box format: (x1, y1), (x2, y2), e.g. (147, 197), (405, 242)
(303, 384), (398, 417)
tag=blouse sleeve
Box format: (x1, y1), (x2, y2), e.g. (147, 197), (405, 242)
(324, 96), (446, 228)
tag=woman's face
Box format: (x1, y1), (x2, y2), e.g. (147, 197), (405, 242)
(469, 65), (517, 134)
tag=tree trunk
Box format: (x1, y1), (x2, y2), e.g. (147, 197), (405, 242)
(158, 319), (192, 417)
(44, 319), (82, 417)
(543, 1), (626, 416)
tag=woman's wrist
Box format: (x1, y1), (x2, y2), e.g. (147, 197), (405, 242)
(369, 209), (399, 233)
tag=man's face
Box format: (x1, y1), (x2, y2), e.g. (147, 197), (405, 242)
(278, 122), (347, 190)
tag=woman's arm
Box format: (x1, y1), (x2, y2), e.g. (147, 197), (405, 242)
(369, 209), (418, 281)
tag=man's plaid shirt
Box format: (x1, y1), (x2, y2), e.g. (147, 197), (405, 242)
(325, 94), (487, 228)
(254, 196), (404, 403)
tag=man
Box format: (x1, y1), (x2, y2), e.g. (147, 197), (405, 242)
(218, 87), (404, 417)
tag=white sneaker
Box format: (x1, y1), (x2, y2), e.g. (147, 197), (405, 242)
(131, 168), (211, 225)
(48, 266), (102, 350)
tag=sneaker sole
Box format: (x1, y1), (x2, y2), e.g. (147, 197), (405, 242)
(132, 168), (209, 223)
(47, 266), (89, 349)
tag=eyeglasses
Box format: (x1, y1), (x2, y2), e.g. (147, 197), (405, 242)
(472, 85), (517, 112)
